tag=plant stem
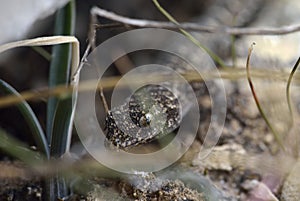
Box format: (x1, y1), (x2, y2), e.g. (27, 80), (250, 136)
(152, 0), (226, 67)
(246, 43), (285, 151)
(46, 1), (76, 200)
(286, 56), (300, 126)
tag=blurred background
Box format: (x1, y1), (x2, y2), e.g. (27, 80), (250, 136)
(1, 0), (300, 158)
(0, 0), (213, 151)
(1, 1), (300, 200)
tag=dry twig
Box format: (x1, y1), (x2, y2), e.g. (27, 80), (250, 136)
(91, 7), (300, 36)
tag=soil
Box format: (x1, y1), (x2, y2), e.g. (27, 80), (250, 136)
(0, 86), (291, 201)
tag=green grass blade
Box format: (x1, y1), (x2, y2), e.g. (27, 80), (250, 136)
(47, 0), (76, 143)
(32, 46), (52, 61)
(0, 127), (45, 165)
(46, 1), (76, 200)
(0, 79), (49, 158)
(50, 95), (73, 157)
(152, 0), (226, 67)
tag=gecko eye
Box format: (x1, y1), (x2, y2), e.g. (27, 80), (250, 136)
(145, 113), (152, 124)
(139, 113), (152, 127)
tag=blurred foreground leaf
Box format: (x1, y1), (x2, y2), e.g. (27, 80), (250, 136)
(0, 128), (45, 165)
(0, 79), (49, 158)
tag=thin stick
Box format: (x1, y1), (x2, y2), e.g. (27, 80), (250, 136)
(99, 85), (109, 113)
(72, 44), (91, 85)
(88, 13), (109, 113)
(91, 7), (300, 36)
(94, 23), (124, 29)
(89, 11), (98, 50)
(246, 43), (285, 151)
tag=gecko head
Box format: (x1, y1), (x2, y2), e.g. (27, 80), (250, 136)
(105, 84), (182, 149)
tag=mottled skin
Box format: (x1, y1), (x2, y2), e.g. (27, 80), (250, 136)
(105, 85), (181, 148)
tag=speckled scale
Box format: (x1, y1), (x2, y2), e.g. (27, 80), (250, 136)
(105, 85), (181, 149)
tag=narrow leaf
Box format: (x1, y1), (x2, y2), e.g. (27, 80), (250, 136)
(50, 95), (73, 157)
(47, 0), (76, 145)
(0, 128), (45, 165)
(46, 1), (76, 200)
(0, 79), (49, 158)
